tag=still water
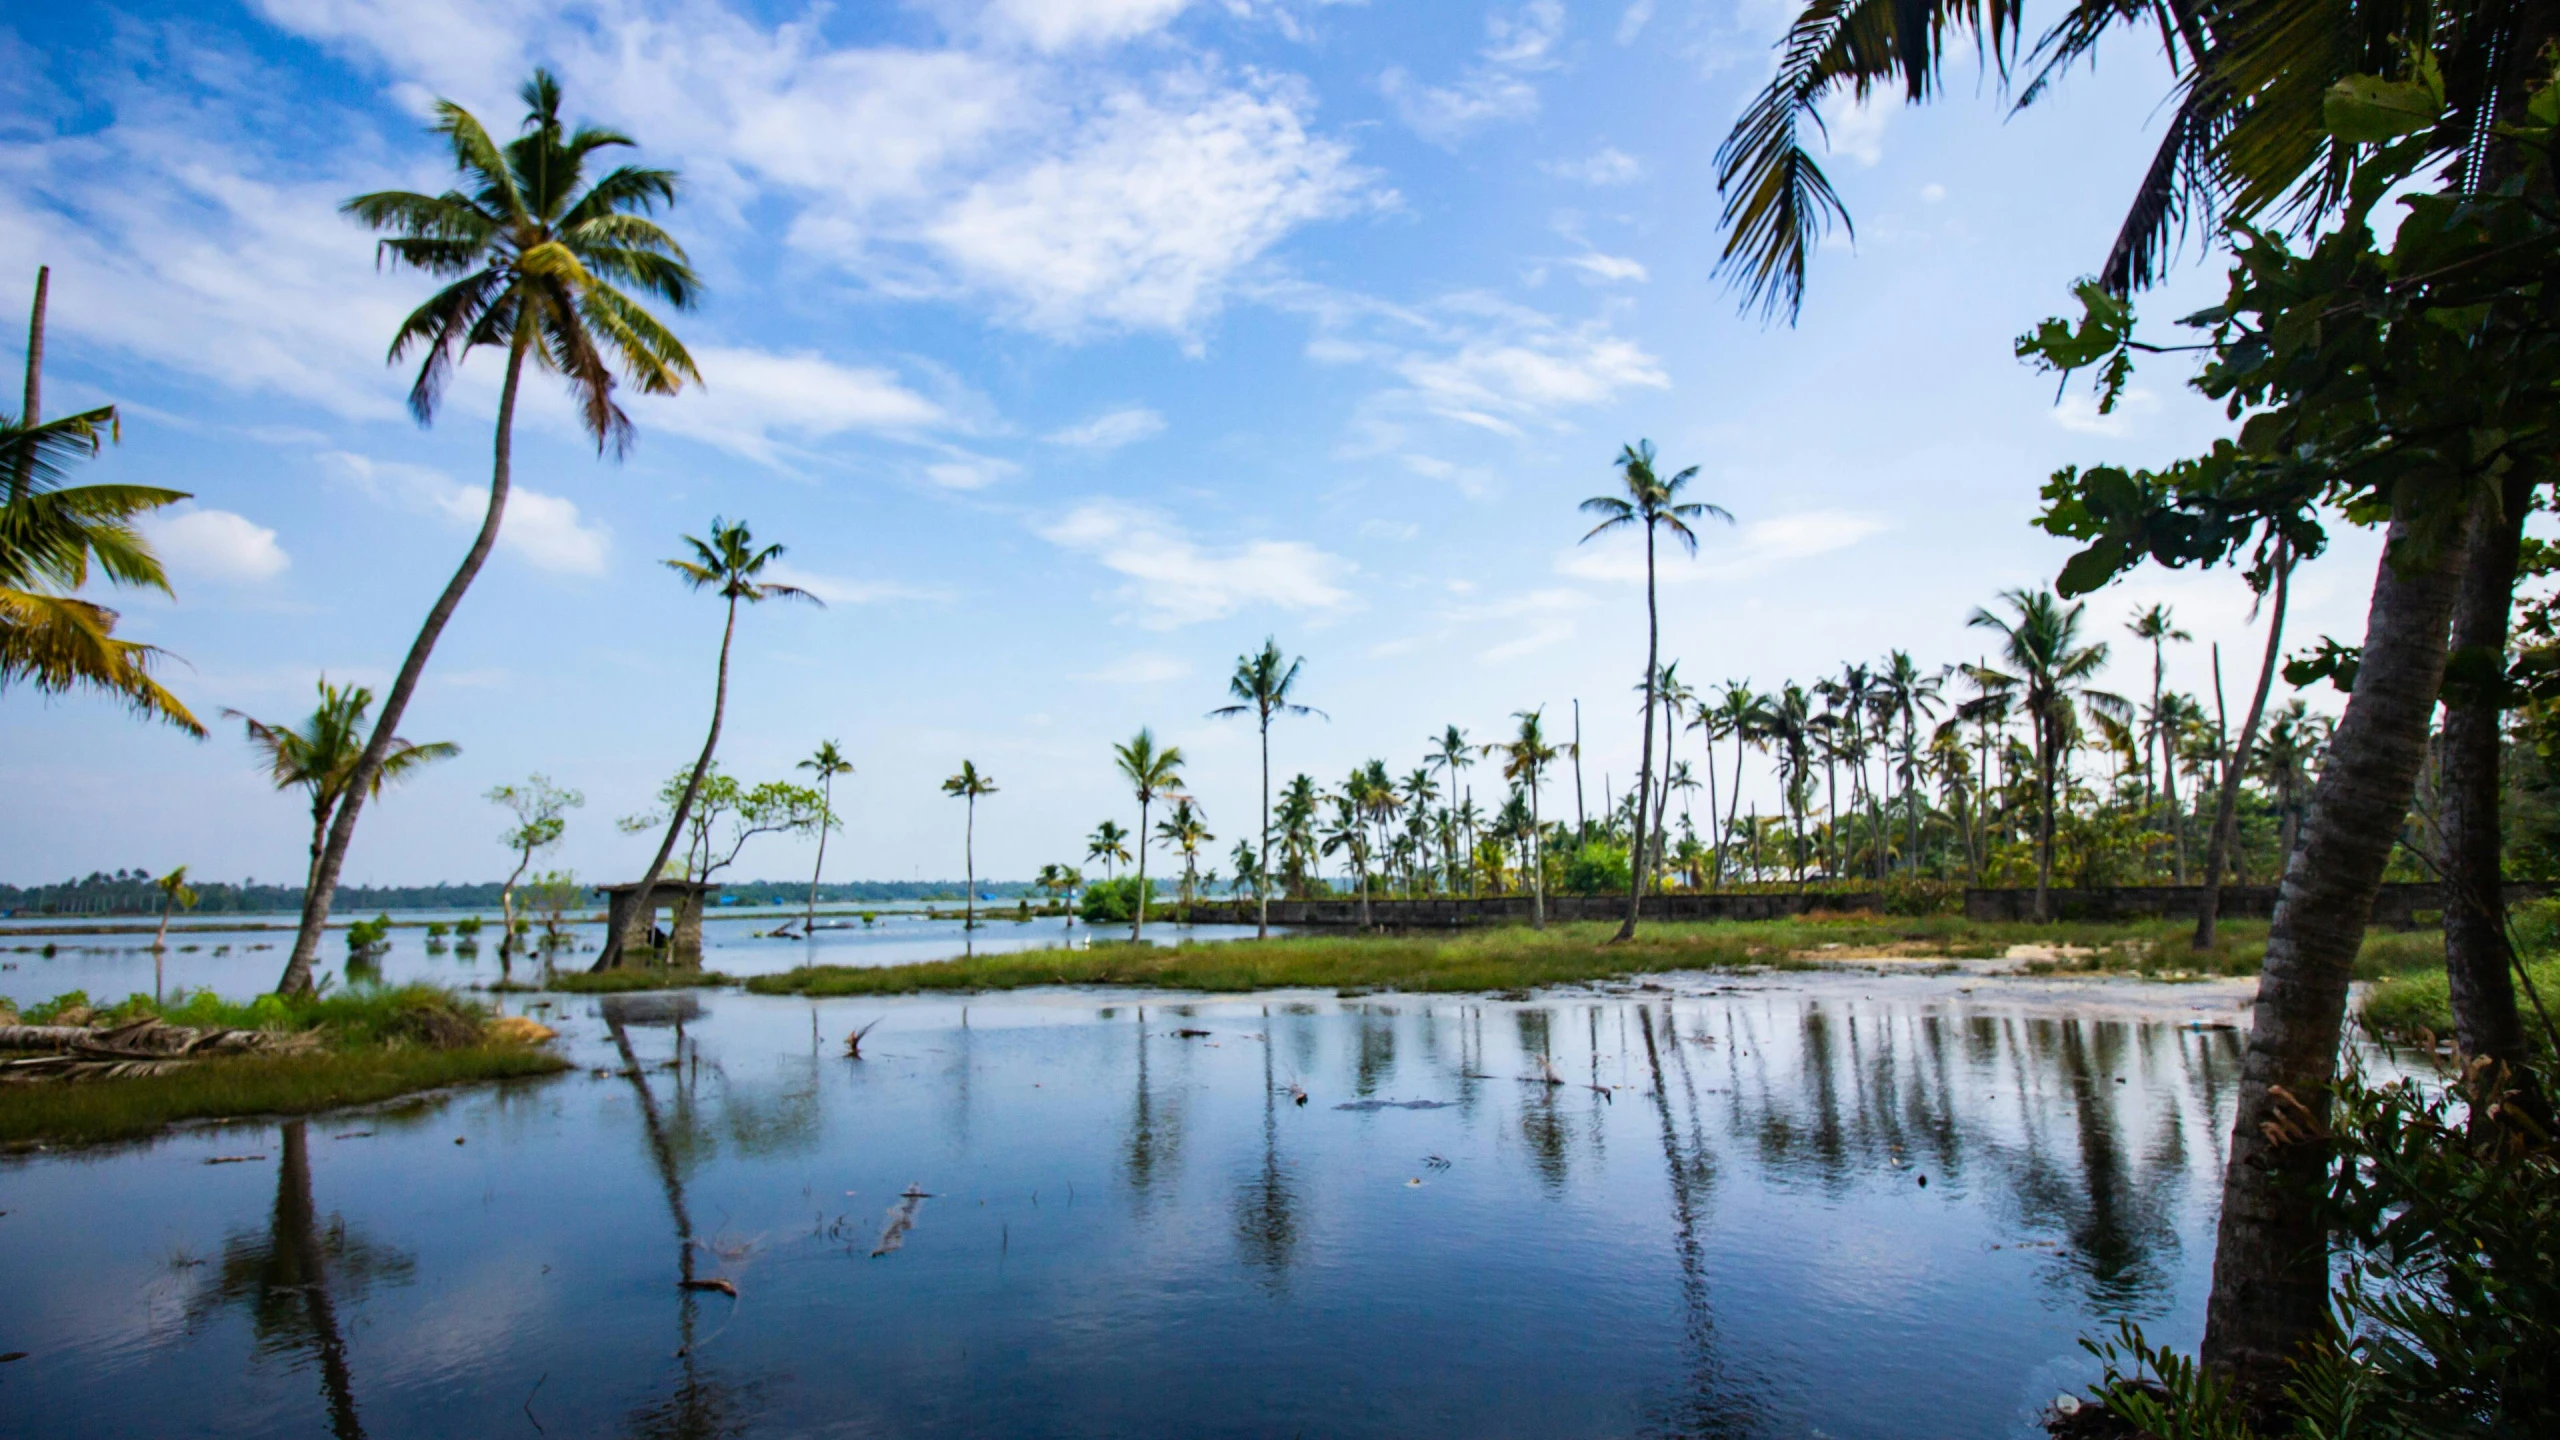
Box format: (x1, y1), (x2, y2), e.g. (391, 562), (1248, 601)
(0, 974), (2244, 1438)
(0, 909), (1265, 1005)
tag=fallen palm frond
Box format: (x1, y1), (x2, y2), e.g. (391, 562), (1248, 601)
(0, 1016), (323, 1084)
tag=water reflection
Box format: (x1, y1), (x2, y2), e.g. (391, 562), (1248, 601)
(1233, 1005), (1300, 1282)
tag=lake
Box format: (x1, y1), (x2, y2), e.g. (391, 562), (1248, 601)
(0, 970), (2251, 1438)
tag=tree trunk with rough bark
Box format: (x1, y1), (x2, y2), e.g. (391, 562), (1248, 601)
(1618, 528), (1659, 942)
(2440, 476), (2532, 1065)
(2200, 506), (2468, 1390)
(597, 589), (738, 971)
(276, 325), (530, 997)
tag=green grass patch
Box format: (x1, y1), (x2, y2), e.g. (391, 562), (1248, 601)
(2360, 954), (2560, 1053)
(506, 968), (735, 994)
(0, 1045), (569, 1148)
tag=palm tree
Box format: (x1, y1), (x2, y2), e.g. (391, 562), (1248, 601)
(285, 70), (699, 996)
(1706, 682), (1769, 890)
(1399, 766), (1440, 892)
(2194, 541), (2293, 950)
(1275, 775), (1319, 897)
(600, 519), (815, 969)
(1427, 724), (1474, 893)
(1581, 440), (1731, 940)
(1320, 786), (1375, 926)
(1877, 650), (1947, 872)
(2127, 605), (2190, 830)
(4, 269), (202, 735)
(1968, 589), (2125, 921)
(150, 864), (198, 1000)
(1491, 709), (1560, 929)
(1209, 638), (1323, 938)
(1087, 820), (1132, 881)
(487, 774), (581, 961)
(796, 741), (854, 933)
(939, 760), (997, 930)
(1037, 862), (1084, 927)
(1648, 664), (1698, 892)
(1155, 797), (1212, 909)
(233, 678), (457, 903)
(1112, 729), (1184, 941)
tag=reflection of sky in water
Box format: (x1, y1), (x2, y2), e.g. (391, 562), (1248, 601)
(0, 910), (1266, 1008)
(0, 979), (2245, 1439)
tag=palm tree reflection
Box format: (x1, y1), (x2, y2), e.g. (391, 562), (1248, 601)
(1234, 1005), (1300, 1281)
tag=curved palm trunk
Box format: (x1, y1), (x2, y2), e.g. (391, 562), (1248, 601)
(805, 775), (834, 935)
(2200, 505), (2468, 1389)
(597, 589), (739, 971)
(1618, 529), (1660, 941)
(2195, 545), (2292, 951)
(2440, 476), (2534, 1064)
(1257, 716), (1273, 939)
(276, 326), (530, 997)
(1133, 798), (1151, 941)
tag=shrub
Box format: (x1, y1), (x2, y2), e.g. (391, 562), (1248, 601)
(1079, 876), (1148, 924)
(1560, 842), (1630, 896)
(345, 913), (393, 959)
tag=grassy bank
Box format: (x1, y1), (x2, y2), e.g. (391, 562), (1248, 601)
(2360, 955), (2560, 1053)
(494, 967), (734, 994)
(0, 983), (569, 1148)
(743, 915), (2447, 998)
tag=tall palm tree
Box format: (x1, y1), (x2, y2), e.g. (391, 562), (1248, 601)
(2127, 604), (2190, 829)
(1112, 729), (1184, 941)
(1155, 796), (1212, 908)
(233, 678), (458, 903)
(796, 740), (854, 933)
(1492, 709), (1560, 929)
(599, 519), (815, 970)
(941, 760), (997, 930)
(1320, 784), (1376, 927)
(1209, 638), (1323, 938)
(3, 268), (201, 734)
(1275, 776), (1319, 896)
(1648, 664), (1698, 892)
(1968, 589), (2125, 921)
(1581, 440), (1731, 940)
(1427, 724), (1473, 894)
(1087, 819), (1132, 882)
(286, 70), (700, 996)
(1399, 766), (1440, 892)
(1877, 650), (1947, 872)
(1706, 682), (1770, 890)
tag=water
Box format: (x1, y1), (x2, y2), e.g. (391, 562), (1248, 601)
(0, 973), (2249, 1438)
(0, 910), (1266, 1008)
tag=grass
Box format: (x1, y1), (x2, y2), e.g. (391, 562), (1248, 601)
(496, 967), (734, 994)
(0, 982), (570, 1148)
(741, 915), (2399, 998)
(2360, 954), (2560, 1053)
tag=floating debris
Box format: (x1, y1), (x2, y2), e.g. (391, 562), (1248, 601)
(1289, 1084), (1308, 1107)
(1173, 1028), (1211, 1038)
(679, 1277), (738, 1298)
(1423, 1154), (1452, 1171)
(1334, 1099), (1455, 1112)
(202, 1155), (264, 1166)
(872, 1188), (930, 1257)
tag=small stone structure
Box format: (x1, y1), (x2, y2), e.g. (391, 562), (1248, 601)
(594, 879), (720, 966)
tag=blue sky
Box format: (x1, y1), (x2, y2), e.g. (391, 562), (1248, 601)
(2, 0), (2379, 888)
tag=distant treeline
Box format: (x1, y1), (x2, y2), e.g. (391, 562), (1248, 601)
(0, 870), (1039, 917)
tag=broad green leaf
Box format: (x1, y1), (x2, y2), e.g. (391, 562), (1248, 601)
(2324, 75), (2443, 144)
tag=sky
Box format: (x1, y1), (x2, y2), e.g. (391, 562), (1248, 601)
(1, 0), (2387, 889)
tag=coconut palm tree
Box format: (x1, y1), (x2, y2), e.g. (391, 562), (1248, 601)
(1087, 820), (1132, 882)
(1155, 797), (1212, 909)
(1112, 729), (1184, 941)
(1648, 664), (1698, 892)
(1275, 775), (1319, 897)
(2126, 605), (2190, 827)
(1877, 650), (1948, 872)
(1705, 683), (1770, 890)
(1320, 786), (1375, 927)
(286, 70), (700, 996)
(150, 864), (198, 999)
(1491, 709), (1560, 929)
(1427, 724), (1474, 893)
(1210, 638), (1323, 938)
(487, 774), (581, 960)
(941, 760), (997, 930)
(233, 679), (457, 904)
(1968, 589), (2125, 921)
(796, 741), (854, 933)
(599, 520), (815, 970)
(1581, 440), (1731, 940)
(3, 270), (201, 735)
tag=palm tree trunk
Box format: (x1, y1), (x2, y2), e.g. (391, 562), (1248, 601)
(805, 776), (833, 935)
(964, 795), (977, 931)
(1618, 529), (1659, 941)
(275, 322), (531, 997)
(14, 266), (45, 496)
(1529, 778), (1545, 930)
(2200, 503), (2470, 1390)
(598, 588), (739, 971)
(1133, 797), (1150, 941)
(1257, 717), (1272, 939)
(2195, 544), (2292, 951)
(2439, 476), (2534, 1064)
(2035, 719), (2055, 923)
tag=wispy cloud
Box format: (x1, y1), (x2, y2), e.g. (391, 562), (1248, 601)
(1381, 1), (1563, 145)
(1039, 499), (1355, 628)
(1543, 146), (1642, 185)
(323, 452), (611, 577)
(1556, 509), (1888, 585)
(760, 560), (945, 605)
(1046, 406), (1167, 450)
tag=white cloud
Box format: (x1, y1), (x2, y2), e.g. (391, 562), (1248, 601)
(2052, 387), (2159, 437)
(644, 346), (948, 464)
(1401, 452), (1497, 499)
(1562, 251), (1648, 283)
(1382, 1), (1563, 145)
(1544, 146), (1642, 185)
(143, 506), (290, 583)
(923, 76), (1372, 338)
(1816, 89), (1892, 167)
(1078, 650), (1191, 684)
(323, 452), (610, 577)
(1039, 499), (1354, 628)
(923, 453), (1022, 490)
(1615, 0), (1655, 44)
(1393, 318), (1667, 436)
(984, 0), (1193, 51)
(1920, 182), (1947, 203)
(1557, 508), (1886, 585)
(1046, 406), (1167, 450)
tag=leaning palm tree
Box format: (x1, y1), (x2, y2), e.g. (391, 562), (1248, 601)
(796, 741), (854, 934)
(233, 678), (458, 900)
(598, 519), (815, 969)
(1112, 729), (1184, 941)
(281, 68), (701, 997)
(1491, 709), (1560, 929)
(1582, 439), (1729, 941)
(1967, 589), (2124, 921)
(1210, 638), (1324, 938)
(941, 760), (997, 930)
(3, 269), (201, 735)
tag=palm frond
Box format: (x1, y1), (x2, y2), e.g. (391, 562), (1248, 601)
(0, 586), (203, 735)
